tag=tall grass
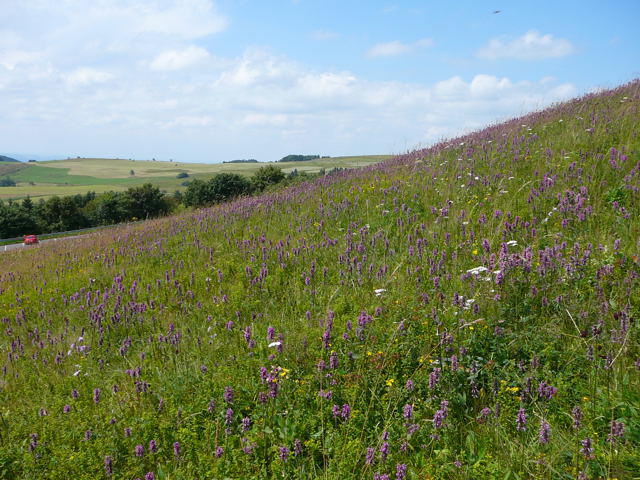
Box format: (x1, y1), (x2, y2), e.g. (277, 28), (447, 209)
(0, 81), (638, 479)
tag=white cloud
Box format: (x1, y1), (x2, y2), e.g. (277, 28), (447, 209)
(0, 3), (579, 161)
(0, 50), (41, 70)
(366, 38), (434, 58)
(477, 30), (575, 60)
(150, 45), (210, 71)
(65, 67), (114, 87)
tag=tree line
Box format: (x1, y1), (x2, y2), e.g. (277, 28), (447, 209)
(0, 165), (319, 238)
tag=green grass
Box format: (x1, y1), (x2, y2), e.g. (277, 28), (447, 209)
(0, 83), (638, 479)
(0, 156), (389, 200)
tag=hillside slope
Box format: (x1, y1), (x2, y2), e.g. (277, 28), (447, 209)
(0, 81), (639, 479)
(0, 155), (19, 163)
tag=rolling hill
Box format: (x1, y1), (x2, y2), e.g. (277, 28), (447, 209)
(0, 155), (390, 200)
(0, 155), (19, 162)
(0, 81), (638, 479)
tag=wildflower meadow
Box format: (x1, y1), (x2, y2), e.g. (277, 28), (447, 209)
(1, 81), (639, 479)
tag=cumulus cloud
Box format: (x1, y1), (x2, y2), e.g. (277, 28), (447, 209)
(0, 3), (579, 161)
(366, 38), (433, 58)
(477, 30), (575, 60)
(65, 67), (114, 87)
(150, 45), (210, 71)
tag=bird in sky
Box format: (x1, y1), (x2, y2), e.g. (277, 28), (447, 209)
(493, 10), (502, 14)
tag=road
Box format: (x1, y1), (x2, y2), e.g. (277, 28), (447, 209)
(1, 235), (83, 253)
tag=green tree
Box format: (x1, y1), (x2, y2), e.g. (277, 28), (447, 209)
(208, 173), (252, 203)
(125, 183), (170, 220)
(251, 165), (285, 192)
(83, 191), (131, 225)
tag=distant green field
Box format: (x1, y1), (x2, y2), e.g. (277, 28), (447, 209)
(0, 155), (391, 200)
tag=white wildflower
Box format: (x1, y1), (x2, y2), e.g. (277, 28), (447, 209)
(467, 266), (489, 275)
(374, 288), (386, 296)
(268, 341), (282, 348)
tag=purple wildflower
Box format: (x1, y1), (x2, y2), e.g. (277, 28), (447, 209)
(379, 442), (389, 461)
(516, 408), (527, 431)
(144, 473), (155, 480)
(215, 446), (224, 458)
(173, 441), (181, 458)
(342, 404), (351, 420)
(403, 404), (413, 420)
(396, 463), (407, 480)
(405, 379), (414, 391)
(538, 420), (551, 444)
(580, 438), (594, 458)
(149, 440), (157, 453)
(294, 439), (303, 456)
(279, 446), (290, 461)
(223, 386), (234, 403)
(572, 406), (582, 430)
(477, 407), (492, 423)
(537, 381), (557, 400)
(607, 420), (625, 443)
(428, 367), (441, 389)
(365, 447), (375, 465)
(104, 455), (113, 476)
(135, 444), (144, 457)
(63, 405), (71, 413)
(241, 416), (251, 431)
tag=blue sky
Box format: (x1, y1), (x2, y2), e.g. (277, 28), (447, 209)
(1, 0), (639, 162)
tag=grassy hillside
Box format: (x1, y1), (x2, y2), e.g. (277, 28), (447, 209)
(0, 82), (639, 479)
(0, 156), (389, 200)
(0, 155), (19, 163)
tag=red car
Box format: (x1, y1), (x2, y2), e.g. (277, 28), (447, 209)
(23, 235), (39, 245)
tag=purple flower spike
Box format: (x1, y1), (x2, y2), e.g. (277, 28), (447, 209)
(538, 420), (551, 444)
(279, 446), (289, 461)
(516, 408), (527, 431)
